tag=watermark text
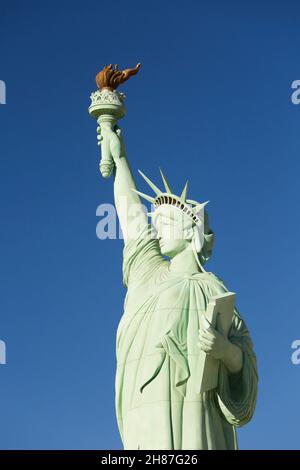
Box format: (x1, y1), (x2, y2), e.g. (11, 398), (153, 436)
(0, 340), (6, 365)
(291, 80), (300, 105)
(0, 80), (6, 104)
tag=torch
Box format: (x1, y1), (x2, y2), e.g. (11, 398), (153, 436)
(88, 63), (141, 178)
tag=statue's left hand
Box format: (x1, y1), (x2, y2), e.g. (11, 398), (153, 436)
(198, 316), (230, 360)
(198, 315), (243, 374)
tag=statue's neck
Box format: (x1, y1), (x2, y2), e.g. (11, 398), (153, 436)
(169, 248), (201, 276)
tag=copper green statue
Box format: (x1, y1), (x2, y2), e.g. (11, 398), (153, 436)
(88, 64), (258, 450)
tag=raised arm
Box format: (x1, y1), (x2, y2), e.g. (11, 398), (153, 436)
(105, 125), (148, 242)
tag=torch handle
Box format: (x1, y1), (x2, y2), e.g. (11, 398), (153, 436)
(97, 115), (120, 178)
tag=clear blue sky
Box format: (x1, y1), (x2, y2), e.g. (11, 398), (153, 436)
(0, 0), (300, 450)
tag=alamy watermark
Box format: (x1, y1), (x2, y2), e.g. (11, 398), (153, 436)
(291, 340), (300, 365)
(0, 80), (6, 104)
(291, 80), (300, 105)
(0, 340), (6, 365)
(96, 201), (155, 240)
(95, 198), (206, 253)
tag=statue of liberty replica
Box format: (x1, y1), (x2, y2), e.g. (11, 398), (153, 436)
(88, 63), (258, 450)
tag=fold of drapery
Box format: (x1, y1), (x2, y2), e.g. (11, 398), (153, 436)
(139, 329), (190, 397)
(217, 327), (258, 427)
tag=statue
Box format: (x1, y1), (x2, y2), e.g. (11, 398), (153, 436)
(88, 64), (258, 450)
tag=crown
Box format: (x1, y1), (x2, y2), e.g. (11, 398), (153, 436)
(131, 169), (209, 226)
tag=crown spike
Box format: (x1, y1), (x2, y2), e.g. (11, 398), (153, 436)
(186, 199), (199, 206)
(138, 170), (162, 196)
(159, 168), (172, 194)
(180, 181), (188, 201)
(130, 187), (155, 203)
(192, 201), (209, 214)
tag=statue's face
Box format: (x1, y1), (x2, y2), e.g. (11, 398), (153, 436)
(155, 217), (190, 258)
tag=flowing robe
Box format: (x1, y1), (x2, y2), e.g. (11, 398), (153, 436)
(115, 225), (258, 450)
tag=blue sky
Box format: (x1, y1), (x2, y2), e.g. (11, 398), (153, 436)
(0, 0), (300, 450)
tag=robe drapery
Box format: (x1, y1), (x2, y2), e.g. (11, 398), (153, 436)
(115, 225), (258, 450)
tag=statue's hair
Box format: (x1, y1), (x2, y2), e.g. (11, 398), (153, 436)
(198, 211), (214, 266)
